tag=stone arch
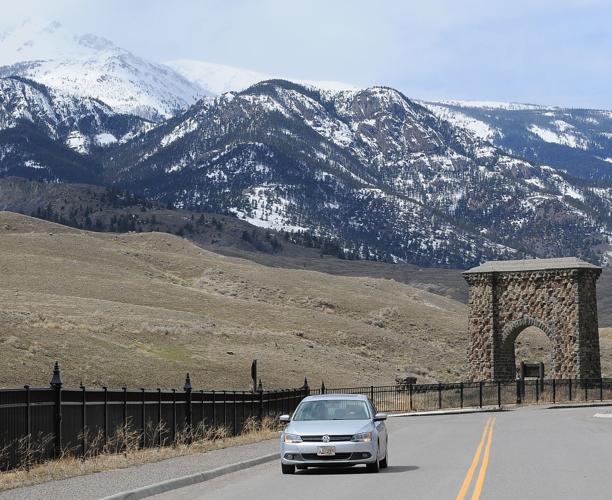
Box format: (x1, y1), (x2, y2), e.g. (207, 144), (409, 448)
(464, 258), (602, 381)
(500, 316), (554, 345)
(497, 316), (556, 381)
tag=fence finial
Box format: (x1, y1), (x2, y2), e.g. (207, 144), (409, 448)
(184, 373), (192, 392)
(50, 361), (62, 388)
(303, 377), (309, 390)
(321, 381), (325, 394)
(257, 379), (263, 392)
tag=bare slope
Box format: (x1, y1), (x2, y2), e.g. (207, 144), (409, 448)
(0, 212), (468, 389)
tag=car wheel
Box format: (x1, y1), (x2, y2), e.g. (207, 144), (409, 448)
(366, 451), (380, 473)
(380, 448), (388, 469)
(281, 463), (295, 474)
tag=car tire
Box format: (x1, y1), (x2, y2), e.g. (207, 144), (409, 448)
(281, 463), (295, 474)
(380, 448), (388, 469)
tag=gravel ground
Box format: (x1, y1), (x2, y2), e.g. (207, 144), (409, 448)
(0, 439), (279, 500)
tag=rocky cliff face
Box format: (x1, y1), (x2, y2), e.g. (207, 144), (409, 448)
(103, 80), (612, 267)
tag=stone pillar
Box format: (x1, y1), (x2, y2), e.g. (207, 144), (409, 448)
(576, 269), (602, 379)
(465, 274), (496, 381)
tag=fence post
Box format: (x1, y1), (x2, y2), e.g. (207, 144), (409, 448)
(81, 384), (87, 458)
(497, 381), (501, 408)
(212, 390), (216, 427)
(552, 379), (556, 404)
(285, 389), (289, 413)
(242, 391), (246, 432)
(258, 387), (264, 423)
(184, 374), (193, 441)
(172, 389), (177, 446)
(203, 389), (208, 437)
(409, 383), (413, 411)
(460, 382), (464, 409)
(569, 379), (572, 402)
(321, 381), (326, 395)
(303, 377), (310, 397)
(157, 388), (162, 447)
(122, 386), (128, 431)
(223, 390), (227, 428)
(516, 379), (521, 405)
(140, 388), (146, 448)
(103, 386), (108, 447)
(50, 361), (63, 459)
(600, 378), (604, 402)
(535, 380), (539, 403)
(584, 380), (588, 402)
(24, 384), (31, 470)
(438, 383), (442, 409)
(233, 391), (237, 436)
(479, 381), (483, 408)
(370, 385), (374, 404)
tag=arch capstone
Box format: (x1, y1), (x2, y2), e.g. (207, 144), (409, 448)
(463, 257), (602, 381)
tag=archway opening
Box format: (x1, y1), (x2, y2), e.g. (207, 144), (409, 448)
(514, 326), (553, 378)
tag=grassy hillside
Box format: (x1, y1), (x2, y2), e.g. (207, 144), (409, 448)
(0, 211), (610, 391)
(0, 212), (469, 389)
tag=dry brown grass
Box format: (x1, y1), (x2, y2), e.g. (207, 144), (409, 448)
(0, 211), (610, 390)
(0, 211), (469, 387)
(0, 417), (280, 492)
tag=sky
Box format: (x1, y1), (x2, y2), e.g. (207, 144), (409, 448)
(2, 0), (612, 108)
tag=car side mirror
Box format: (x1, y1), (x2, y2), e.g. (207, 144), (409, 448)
(374, 412), (387, 421)
(279, 414), (291, 423)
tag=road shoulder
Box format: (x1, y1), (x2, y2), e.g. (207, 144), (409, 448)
(0, 439), (279, 500)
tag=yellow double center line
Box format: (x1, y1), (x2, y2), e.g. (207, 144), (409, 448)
(456, 416), (496, 500)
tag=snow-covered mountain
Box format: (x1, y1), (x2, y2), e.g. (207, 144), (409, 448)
(166, 59), (357, 95)
(105, 80), (612, 267)
(0, 76), (150, 181)
(0, 19), (204, 120)
(423, 100), (612, 180)
(0, 22), (610, 267)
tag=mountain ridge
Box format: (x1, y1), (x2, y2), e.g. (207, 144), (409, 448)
(0, 21), (610, 269)
(101, 79), (612, 267)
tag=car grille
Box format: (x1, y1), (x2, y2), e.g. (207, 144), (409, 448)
(300, 435), (353, 442)
(301, 453), (352, 460)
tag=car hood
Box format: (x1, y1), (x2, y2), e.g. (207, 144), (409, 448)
(286, 419), (372, 436)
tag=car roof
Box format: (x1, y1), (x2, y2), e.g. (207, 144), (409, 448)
(300, 394), (370, 402)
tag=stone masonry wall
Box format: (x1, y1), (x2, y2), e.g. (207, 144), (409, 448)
(465, 267), (602, 381)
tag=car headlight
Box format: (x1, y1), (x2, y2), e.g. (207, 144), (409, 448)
(351, 432), (373, 443)
(283, 433), (302, 443)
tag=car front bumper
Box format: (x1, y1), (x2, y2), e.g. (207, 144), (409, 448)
(280, 441), (377, 465)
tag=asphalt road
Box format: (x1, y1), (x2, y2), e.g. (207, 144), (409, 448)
(152, 406), (612, 500)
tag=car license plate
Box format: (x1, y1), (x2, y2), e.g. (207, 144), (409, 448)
(317, 446), (336, 456)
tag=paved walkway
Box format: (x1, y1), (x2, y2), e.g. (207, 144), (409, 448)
(0, 439), (278, 500)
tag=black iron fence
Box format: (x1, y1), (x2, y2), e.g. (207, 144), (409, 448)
(4, 364), (612, 473)
(312, 378), (612, 414)
(0, 363), (307, 472)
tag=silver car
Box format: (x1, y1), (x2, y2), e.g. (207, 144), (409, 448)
(279, 394), (388, 474)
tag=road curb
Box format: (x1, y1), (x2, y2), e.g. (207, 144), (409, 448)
(389, 406), (504, 418)
(101, 453), (279, 500)
(546, 402), (612, 410)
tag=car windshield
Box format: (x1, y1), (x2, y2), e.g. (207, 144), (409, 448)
(292, 399), (371, 421)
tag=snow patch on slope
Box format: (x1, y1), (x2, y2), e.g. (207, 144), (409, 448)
(528, 124), (589, 150)
(425, 103), (499, 141)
